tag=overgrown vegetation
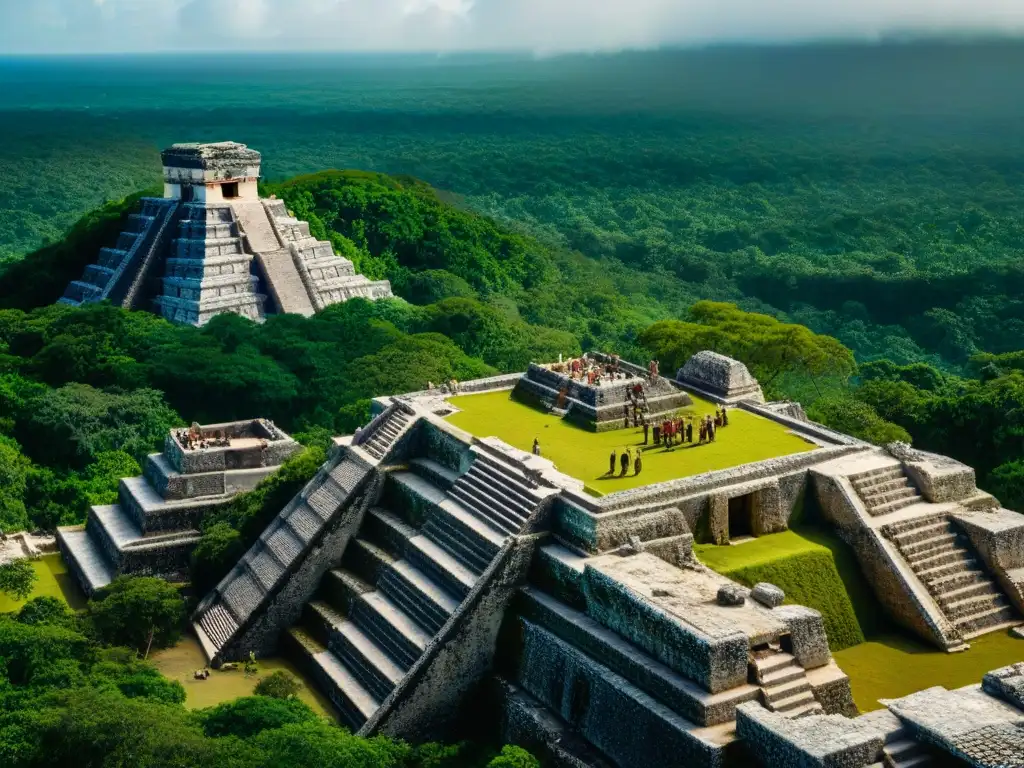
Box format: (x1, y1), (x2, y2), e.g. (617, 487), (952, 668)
(0, 592), (538, 767)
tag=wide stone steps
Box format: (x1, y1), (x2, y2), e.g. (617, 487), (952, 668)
(899, 532), (960, 560)
(889, 521), (953, 548)
(863, 487), (920, 509)
(449, 484), (524, 535)
(378, 560), (457, 636)
(869, 496), (923, 517)
(751, 651), (823, 718)
(349, 591), (430, 670)
(308, 600), (405, 702)
(850, 466), (903, 488)
(883, 512), (1020, 637)
(955, 603), (1018, 636)
(57, 527), (114, 594)
(459, 472), (533, 523)
(287, 627), (379, 730)
(422, 503), (504, 573)
(405, 534), (478, 599)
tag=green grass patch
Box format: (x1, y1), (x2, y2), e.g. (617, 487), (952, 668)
(446, 390), (814, 493)
(695, 530), (865, 651)
(0, 553), (87, 613)
(834, 629), (1024, 711)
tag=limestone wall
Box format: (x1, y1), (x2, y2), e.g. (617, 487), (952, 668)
(367, 534), (543, 741)
(955, 508), (1024, 614)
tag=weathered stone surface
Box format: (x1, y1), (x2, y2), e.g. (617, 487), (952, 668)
(676, 351), (765, 404)
(1013, 625), (1024, 639)
(735, 701), (884, 768)
(717, 584), (748, 606)
(983, 663), (1024, 711)
(751, 583), (785, 608)
(886, 441), (979, 503)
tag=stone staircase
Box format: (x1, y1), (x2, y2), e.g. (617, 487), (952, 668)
(157, 204), (265, 326)
(287, 452), (545, 729)
(449, 449), (542, 535)
(232, 200), (315, 317)
(193, 408), (419, 663)
(882, 733), (934, 768)
(881, 514), (1019, 639)
(263, 199), (392, 311)
(59, 198), (179, 308)
(751, 650), (824, 719)
(356, 408), (414, 461)
(850, 466), (922, 517)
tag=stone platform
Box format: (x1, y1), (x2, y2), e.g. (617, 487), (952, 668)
(58, 419), (299, 595)
(514, 356), (693, 432)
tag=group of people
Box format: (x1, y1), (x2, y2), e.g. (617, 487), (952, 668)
(551, 355), (634, 388)
(647, 407), (729, 448)
(609, 447), (644, 477)
(426, 379), (461, 394)
(177, 422), (231, 451)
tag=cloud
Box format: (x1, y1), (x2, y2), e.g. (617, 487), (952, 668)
(1, 0), (1024, 54)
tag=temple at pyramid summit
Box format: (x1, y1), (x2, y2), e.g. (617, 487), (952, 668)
(59, 142), (393, 326)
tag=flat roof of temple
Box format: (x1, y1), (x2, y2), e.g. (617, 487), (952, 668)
(444, 389), (815, 495)
(161, 141), (261, 170)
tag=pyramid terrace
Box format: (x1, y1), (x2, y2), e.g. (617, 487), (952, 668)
(58, 350), (1024, 768)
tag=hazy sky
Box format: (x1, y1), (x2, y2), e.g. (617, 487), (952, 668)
(1, 0), (1023, 55)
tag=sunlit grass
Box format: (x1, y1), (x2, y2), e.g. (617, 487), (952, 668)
(0, 553), (87, 613)
(446, 389), (814, 494)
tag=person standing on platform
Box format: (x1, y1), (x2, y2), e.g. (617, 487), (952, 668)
(532, 438), (541, 456)
(609, 449), (617, 475)
(634, 453), (643, 476)
(620, 449), (630, 476)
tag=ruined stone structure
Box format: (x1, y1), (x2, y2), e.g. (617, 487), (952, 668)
(62, 350), (1024, 766)
(59, 142), (393, 326)
(514, 352), (693, 431)
(738, 662), (1024, 767)
(57, 419), (300, 595)
(677, 350), (766, 404)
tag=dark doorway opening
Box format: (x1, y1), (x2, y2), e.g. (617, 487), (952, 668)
(728, 494), (754, 539)
(181, 185), (195, 203)
(222, 182), (240, 199)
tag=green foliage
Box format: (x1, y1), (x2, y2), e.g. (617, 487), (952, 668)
(254, 670), (302, 700)
(85, 577), (185, 655)
(640, 301), (856, 392)
(987, 461), (1024, 510)
(199, 695), (317, 739)
(805, 395), (912, 446)
(190, 447), (325, 594)
(486, 746), (541, 768)
(15, 596), (72, 627)
(15, 383), (178, 469)
(0, 435), (32, 531)
(0, 559), (37, 602)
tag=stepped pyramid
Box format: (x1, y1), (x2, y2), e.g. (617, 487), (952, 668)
(59, 141), (393, 326)
(57, 419), (301, 595)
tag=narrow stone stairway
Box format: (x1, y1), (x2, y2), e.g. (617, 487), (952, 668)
(882, 730), (934, 768)
(850, 465), (922, 517)
(288, 451), (548, 729)
(881, 514), (1018, 638)
(750, 649), (824, 719)
(358, 409), (413, 461)
(448, 450), (541, 535)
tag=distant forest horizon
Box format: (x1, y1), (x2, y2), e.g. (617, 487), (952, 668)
(3, 40), (1024, 372)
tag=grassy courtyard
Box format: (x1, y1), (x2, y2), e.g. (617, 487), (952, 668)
(446, 389), (814, 494)
(0, 553), (87, 613)
(696, 527), (1024, 712)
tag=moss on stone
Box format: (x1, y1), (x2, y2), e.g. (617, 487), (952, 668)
(695, 530), (866, 651)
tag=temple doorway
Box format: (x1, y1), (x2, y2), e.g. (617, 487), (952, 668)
(222, 182), (240, 199)
(728, 494), (755, 539)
